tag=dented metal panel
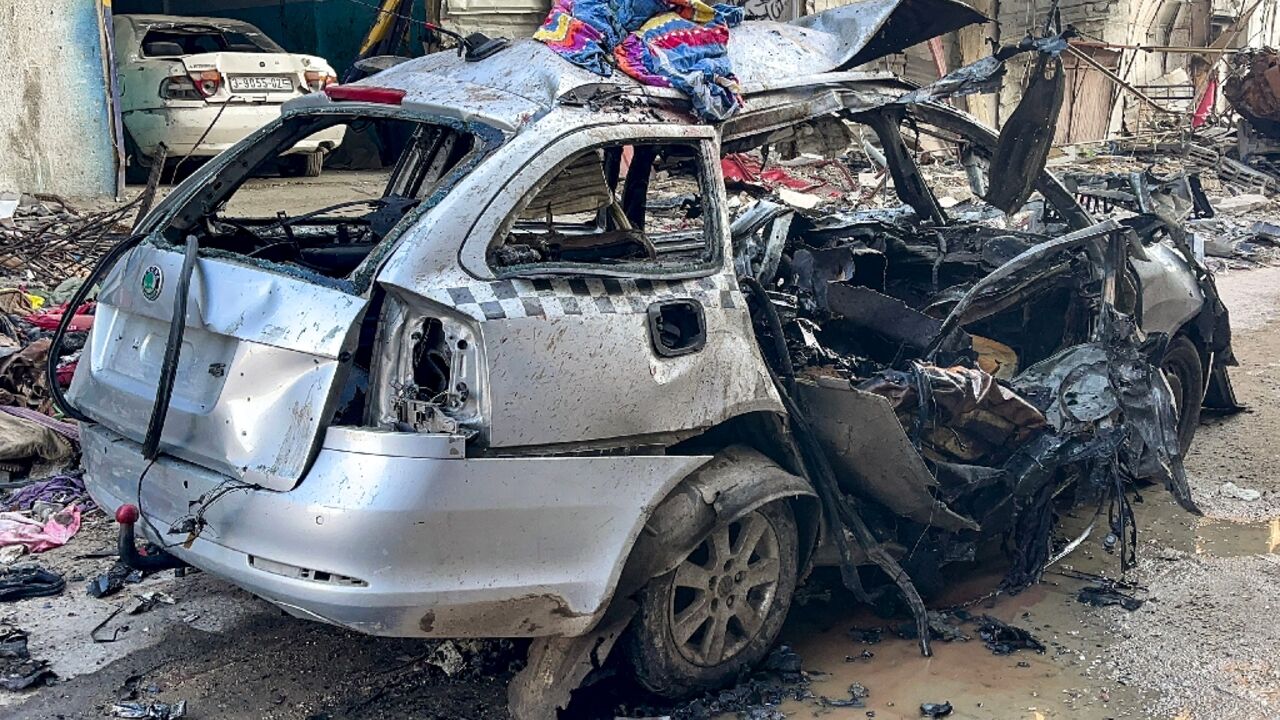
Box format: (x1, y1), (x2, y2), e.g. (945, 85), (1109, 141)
(378, 123), (783, 449)
(68, 241), (364, 491)
(1131, 242), (1205, 336)
(796, 376), (979, 532)
(82, 422), (711, 637)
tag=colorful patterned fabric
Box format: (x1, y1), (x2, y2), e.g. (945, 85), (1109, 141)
(534, 0), (745, 122)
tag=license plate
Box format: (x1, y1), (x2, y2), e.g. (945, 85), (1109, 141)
(228, 76), (294, 93)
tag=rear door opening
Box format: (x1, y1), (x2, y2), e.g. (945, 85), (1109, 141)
(67, 111), (489, 491)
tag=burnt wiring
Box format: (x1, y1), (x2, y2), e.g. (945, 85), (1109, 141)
(1107, 467), (1139, 571)
(169, 478), (264, 545)
(134, 457), (262, 551)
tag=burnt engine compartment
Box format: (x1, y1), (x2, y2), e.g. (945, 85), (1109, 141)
(753, 211), (1095, 378)
(736, 203), (1192, 630)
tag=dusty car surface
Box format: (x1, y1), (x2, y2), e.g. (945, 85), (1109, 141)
(113, 14), (345, 180)
(59, 2), (1233, 717)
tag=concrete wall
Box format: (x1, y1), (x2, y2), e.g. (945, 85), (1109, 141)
(0, 1), (117, 196)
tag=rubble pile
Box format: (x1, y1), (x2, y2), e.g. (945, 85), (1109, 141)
(1046, 153), (1280, 268)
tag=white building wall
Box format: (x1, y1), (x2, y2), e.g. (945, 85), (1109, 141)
(0, 0), (117, 196)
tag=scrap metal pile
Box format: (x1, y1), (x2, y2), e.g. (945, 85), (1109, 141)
(0, 193), (138, 281)
(731, 153), (1195, 647)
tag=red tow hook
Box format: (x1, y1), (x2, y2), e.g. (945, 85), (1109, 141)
(115, 503), (187, 572)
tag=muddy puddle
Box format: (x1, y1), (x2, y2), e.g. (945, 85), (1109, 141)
(754, 493), (1280, 720)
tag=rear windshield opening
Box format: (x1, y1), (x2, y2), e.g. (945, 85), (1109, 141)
(140, 25), (283, 57)
(162, 114), (479, 283)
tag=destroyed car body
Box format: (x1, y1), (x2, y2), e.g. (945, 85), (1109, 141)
(113, 15), (345, 180)
(63, 1), (1233, 715)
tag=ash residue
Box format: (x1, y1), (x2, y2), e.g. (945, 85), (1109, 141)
(616, 646), (812, 720)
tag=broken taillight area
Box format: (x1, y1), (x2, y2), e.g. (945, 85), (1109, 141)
(324, 85), (406, 104)
(188, 70), (223, 98)
(384, 311), (483, 436)
(304, 70), (337, 93)
(160, 76), (204, 101)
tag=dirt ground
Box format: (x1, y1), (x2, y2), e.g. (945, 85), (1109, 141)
(6, 176), (1280, 719)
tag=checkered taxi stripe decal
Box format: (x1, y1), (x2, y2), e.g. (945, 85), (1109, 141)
(425, 275), (743, 321)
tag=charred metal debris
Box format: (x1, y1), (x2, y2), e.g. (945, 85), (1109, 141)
(726, 35), (1215, 658)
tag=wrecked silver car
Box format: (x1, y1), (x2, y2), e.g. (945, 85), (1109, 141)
(54, 1), (1235, 716)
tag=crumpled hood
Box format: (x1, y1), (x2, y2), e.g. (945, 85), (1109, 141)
(729, 0), (987, 87)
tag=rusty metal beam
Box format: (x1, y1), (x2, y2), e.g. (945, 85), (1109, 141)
(1065, 45), (1180, 116)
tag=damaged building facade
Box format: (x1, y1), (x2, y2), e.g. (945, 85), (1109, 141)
(8, 0), (1280, 195)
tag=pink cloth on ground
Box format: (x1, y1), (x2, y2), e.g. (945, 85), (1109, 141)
(0, 505), (81, 553)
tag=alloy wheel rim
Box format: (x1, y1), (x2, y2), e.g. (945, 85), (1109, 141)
(668, 510), (781, 667)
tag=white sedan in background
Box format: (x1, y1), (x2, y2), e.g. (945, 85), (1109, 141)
(113, 15), (346, 181)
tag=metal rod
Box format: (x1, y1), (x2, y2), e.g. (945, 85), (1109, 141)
(1065, 45), (1181, 115)
(1070, 40), (1242, 54)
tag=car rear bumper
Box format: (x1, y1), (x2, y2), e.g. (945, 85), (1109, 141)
(81, 423), (704, 638)
(123, 104), (344, 158)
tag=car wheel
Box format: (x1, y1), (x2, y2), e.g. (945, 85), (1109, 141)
(626, 500), (798, 699)
(1162, 335), (1204, 455)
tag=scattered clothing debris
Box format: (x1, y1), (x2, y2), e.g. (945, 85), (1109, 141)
(1077, 584), (1145, 611)
(2, 473), (90, 512)
(0, 407), (74, 468)
(0, 564), (65, 601)
(0, 506), (80, 554)
(535, 0), (744, 121)
(0, 622), (56, 691)
(1219, 481), (1262, 502)
(112, 700), (188, 719)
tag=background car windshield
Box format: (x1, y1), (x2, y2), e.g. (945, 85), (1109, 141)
(141, 25), (284, 56)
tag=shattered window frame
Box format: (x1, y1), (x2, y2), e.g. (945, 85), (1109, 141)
(138, 25), (286, 56)
(141, 105), (505, 295)
(482, 134), (727, 281)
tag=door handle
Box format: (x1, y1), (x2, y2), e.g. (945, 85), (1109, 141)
(647, 299), (706, 357)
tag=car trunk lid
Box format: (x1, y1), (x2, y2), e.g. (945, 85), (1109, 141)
(183, 52), (306, 102)
(66, 239), (366, 491)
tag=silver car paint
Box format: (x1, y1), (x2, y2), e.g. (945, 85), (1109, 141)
(1131, 242), (1205, 336)
(68, 241), (363, 491)
(83, 422), (711, 637)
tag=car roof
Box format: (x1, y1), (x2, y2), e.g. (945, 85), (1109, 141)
(313, 0), (982, 132)
(117, 14), (266, 33)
